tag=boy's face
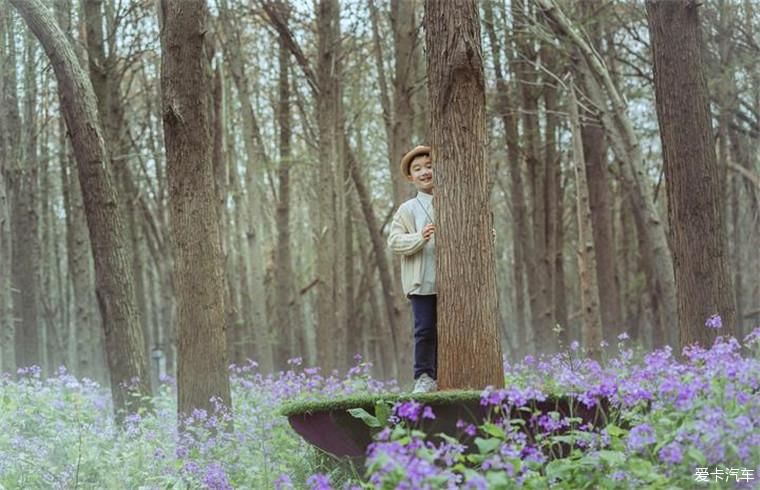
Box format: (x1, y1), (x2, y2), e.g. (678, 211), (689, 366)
(407, 155), (433, 193)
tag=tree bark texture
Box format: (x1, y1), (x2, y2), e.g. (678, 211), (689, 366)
(579, 0), (622, 337)
(390, 0), (417, 206)
(513, 0), (554, 353)
(159, 0), (232, 418)
(315, 0), (347, 373)
(273, 0), (295, 369)
(646, 0), (737, 347)
(218, 0), (271, 370)
(569, 82), (603, 360)
(425, 0), (504, 390)
(4, 13), (41, 370)
(9, 0), (151, 419)
(482, 0), (527, 354)
(0, 11), (15, 371)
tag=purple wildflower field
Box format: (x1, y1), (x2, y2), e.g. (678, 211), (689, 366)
(1, 326), (759, 489)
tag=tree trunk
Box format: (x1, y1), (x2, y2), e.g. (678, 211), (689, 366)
(218, 0), (271, 371)
(579, 0), (622, 337)
(10, 0), (151, 420)
(390, 0), (417, 206)
(315, 0), (346, 373)
(482, 0), (527, 355)
(0, 11), (15, 371)
(5, 13), (41, 370)
(159, 0), (232, 417)
(274, 1), (295, 369)
(541, 48), (568, 345)
(569, 82), (603, 360)
(513, 0), (553, 354)
(646, 0), (737, 348)
(425, 0), (504, 390)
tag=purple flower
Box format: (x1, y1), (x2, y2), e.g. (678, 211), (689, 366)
(395, 401), (423, 422)
(307, 474), (332, 490)
(203, 462), (232, 490)
(705, 314), (722, 329)
(274, 473), (295, 490)
(627, 424), (656, 452)
(659, 442), (683, 465)
(422, 406), (435, 420)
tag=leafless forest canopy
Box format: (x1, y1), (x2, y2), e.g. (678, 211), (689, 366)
(1, 0), (758, 397)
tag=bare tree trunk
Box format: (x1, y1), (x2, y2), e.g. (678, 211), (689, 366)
(54, 0), (104, 384)
(579, 0), (622, 338)
(159, 0), (232, 418)
(541, 49), (568, 344)
(7, 15), (41, 370)
(483, 1), (527, 354)
(569, 82), (603, 360)
(390, 0), (417, 205)
(513, 0), (553, 354)
(646, 0), (737, 348)
(315, 0), (346, 373)
(425, 0), (504, 390)
(0, 11), (15, 371)
(60, 120), (100, 381)
(39, 82), (66, 374)
(218, 0), (272, 371)
(10, 0), (151, 420)
(273, 1), (295, 369)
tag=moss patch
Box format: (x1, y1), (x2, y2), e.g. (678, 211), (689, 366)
(279, 390), (483, 417)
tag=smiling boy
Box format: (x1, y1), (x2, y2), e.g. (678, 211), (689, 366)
(387, 145), (438, 393)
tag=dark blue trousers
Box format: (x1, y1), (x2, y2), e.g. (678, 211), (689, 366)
(410, 294), (437, 380)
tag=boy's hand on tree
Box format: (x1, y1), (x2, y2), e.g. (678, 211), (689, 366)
(422, 224), (435, 240)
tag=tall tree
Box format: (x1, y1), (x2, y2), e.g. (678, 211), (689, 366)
(159, 0), (232, 417)
(569, 81), (603, 359)
(9, 0), (151, 419)
(578, 0), (622, 336)
(513, 0), (554, 353)
(425, 0), (503, 390)
(0, 9), (15, 372)
(646, 0), (737, 347)
(218, 0), (271, 370)
(315, 0), (347, 372)
(2, 12), (42, 370)
(274, 0), (295, 367)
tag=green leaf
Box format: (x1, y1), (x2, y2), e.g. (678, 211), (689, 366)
(347, 408), (381, 428)
(374, 401), (391, 426)
(605, 424), (626, 438)
(482, 422), (506, 439)
(628, 458), (654, 479)
(597, 450), (625, 467)
(685, 447), (707, 466)
(474, 437), (502, 454)
(486, 470), (511, 488)
(545, 458), (572, 481)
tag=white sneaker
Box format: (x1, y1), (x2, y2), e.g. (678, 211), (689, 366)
(412, 373), (438, 394)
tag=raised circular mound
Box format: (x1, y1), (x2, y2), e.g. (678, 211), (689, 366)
(281, 391), (610, 460)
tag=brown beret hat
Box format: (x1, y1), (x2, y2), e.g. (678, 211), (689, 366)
(400, 145), (432, 178)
